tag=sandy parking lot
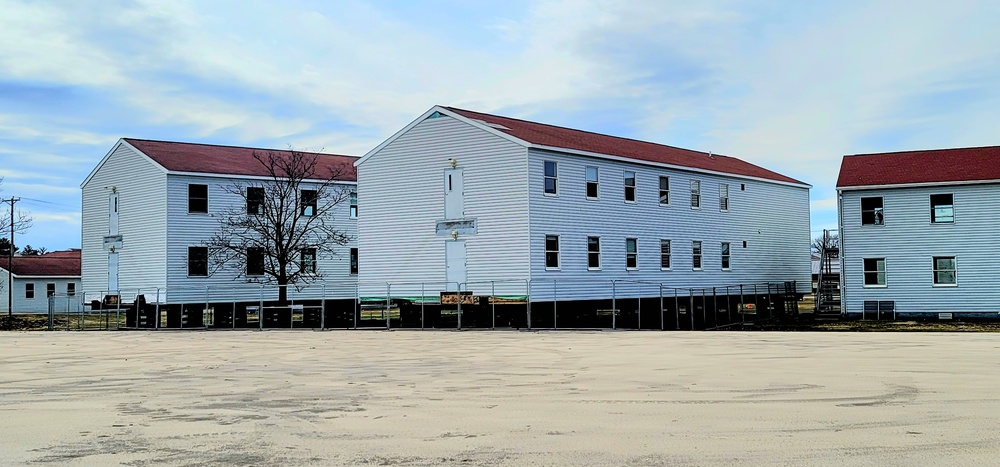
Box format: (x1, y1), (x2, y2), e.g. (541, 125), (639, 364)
(1, 331), (998, 466)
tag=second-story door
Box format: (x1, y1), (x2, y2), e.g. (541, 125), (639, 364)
(444, 168), (464, 220)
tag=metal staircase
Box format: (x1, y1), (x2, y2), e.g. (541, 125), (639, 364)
(814, 229), (841, 319)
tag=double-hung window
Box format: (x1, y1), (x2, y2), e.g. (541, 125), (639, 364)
(719, 184), (729, 211)
(301, 190), (318, 216)
(246, 187), (264, 215)
(625, 238), (638, 269)
(692, 241), (703, 270)
(932, 256), (956, 286)
(721, 242), (731, 269)
(544, 161), (558, 195)
(930, 194), (953, 223)
(861, 197), (884, 225)
(300, 248), (317, 274)
(660, 239), (671, 269)
(67, 283), (76, 296)
(545, 235), (560, 269)
(586, 166), (599, 199)
(188, 247), (208, 277)
(188, 184), (208, 213)
(25, 283), (34, 299)
(863, 258), (886, 286)
(350, 192), (358, 218)
(350, 248), (359, 275)
(690, 180), (701, 208)
(587, 236), (601, 269)
(659, 176), (669, 205)
(46, 283), (55, 297)
(624, 171), (636, 202)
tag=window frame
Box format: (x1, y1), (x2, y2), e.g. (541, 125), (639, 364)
(46, 283), (56, 298)
(246, 186), (265, 215)
(188, 184), (208, 214)
(187, 246), (209, 277)
(623, 170), (636, 203)
(690, 180), (701, 209)
(543, 161), (558, 196)
(67, 282), (76, 297)
(587, 236), (601, 270)
(25, 282), (34, 299)
(692, 240), (703, 270)
(246, 247), (265, 276)
(660, 239), (671, 270)
(721, 242), (731, 270)
(544, 234), (560, 270)
(585, 166), (599, 200)
(300, 189), (318, 217)
(862, 257), (886, 287)
(350, 247), (359, 275)
(300, 248), (317, 275)
(860, 196), (884, 226)
(930, 193), (954, 224)
(349, 191), (358, 219)
(932, 256), (957, 287)
(625, 237), (638, 270)
(659, 176), (670, 206)
(719, 184), (729, 212)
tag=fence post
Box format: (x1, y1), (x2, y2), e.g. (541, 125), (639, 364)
(766, 282), (772, 320)
(354, 282), (359, 329)
(689, 289), (695, 331)
(259, 285), (264, 331)
(659, 284), (664, 331)
(320, 284), (326, 330)
(491, 281), (496, 330)
(526, 279), (532, 330)
(612, 280), (617, 330)
(420, 282), (425, 330)
(457, 282), (462, 330)
(386, 283), (391, 330)
(739, 285), (745, 326)
(638, 282), (643, 330)
(553, 279), (557, 330)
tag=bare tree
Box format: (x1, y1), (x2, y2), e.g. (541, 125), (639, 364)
(811, 233), (840, 255)
(205, 149), (352, 303)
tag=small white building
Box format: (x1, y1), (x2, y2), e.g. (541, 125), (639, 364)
(356, 106), (812, 310)
(0, 250), (81, 314)
(837, 146), (1000, 320)
(80, 139), (359, 305)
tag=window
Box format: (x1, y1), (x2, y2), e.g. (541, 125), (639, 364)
(930, 194), (953, 223)
(67, 283), (76, 296)
(864, 300), (895, 317)
(742, 240), (747, 249)
(46, 283), (55, 297)
(721, 242), (731, 269)
(659, 176), (669, 205)
(861, 197), (883, 225)
(545, 235), (560, 269)
(188, 184), (208, 213)
(933, 256), (956, 285)
(188, 247), (208, 277)
(690, 180), (701, 208)
(741, 183), (745, 191)
(246, 187), (265, 215)
(586, 166), (599, 199)
(719, 184), (729, 211)
(660, 239), (671, 269)
(626, 238), (638, 269)
(25, 283), (34, 299)
(350, 248), (359, 275)
(691, 241), (703, 270)
(301, 190), (317, 216)
(863, 258), (886, 286)
(299, 248), (317, 274)
(587, 236), (601, 269)
(350, 192), (358, 218)
(624, 171), (636, 202)
(544, 161), (558, 195)
(247, 247), (265, 276)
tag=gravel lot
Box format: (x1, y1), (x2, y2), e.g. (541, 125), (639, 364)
(1, 331), (999, 466)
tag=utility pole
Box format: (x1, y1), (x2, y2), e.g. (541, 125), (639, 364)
(2, 197), (18, 324)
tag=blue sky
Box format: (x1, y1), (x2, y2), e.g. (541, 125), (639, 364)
(2, 0), (999, 250)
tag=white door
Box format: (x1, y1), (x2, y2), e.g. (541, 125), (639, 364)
(445, 240), (466, 291)
(444, 168), (464, 219)
(108, 252), (119, 292)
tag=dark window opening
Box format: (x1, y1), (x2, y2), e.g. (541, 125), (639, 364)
(544, 161), (558, 195)
(188, 247), (208, 277)
(863, 257), (886, 286)
(25, 283), (34, 299)
(659, 176), (669, 204)
(350, 192), (358, 218)
(930, 194), (954, 223)
(660, 239), (671, 269)
(721, 242), (731, 269)
(46, 283), (55, 297)
(586, 166), (599, 198)
(692, 241), (702, 269)
(67, 283), (76, 296)
(624, 171), (636, 202)
(247, 247), (265, 276)
(300, 248), (317, 274)
(545, 235), (560, 268)
(301, 190), (318, 216)
(247, 187), (265, 215)
(188, 184), (208, 213)
(861, 197), (884, 225)
(626, 238), (638, 269)
(350, 248), (359, 275)
(587, 236), (600, 269)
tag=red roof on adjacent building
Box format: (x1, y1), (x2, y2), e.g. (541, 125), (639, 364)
(837, 146), (1000, 188)
(444, 107), (806, 186)
(1, 250), (81, 277)
(124, 139), (358, 182)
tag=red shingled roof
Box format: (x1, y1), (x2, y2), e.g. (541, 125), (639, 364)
(1, 250), (81, 277)
(444, 107), (806, 186)
(837, 146), (1000, 188)
(124, 139), (358, 181)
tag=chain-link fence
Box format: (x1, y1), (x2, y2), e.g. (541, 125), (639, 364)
(34, 279), (802, 331)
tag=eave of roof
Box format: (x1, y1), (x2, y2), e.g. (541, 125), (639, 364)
(837, 145), (1000, 188)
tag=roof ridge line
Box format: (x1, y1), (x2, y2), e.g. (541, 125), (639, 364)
(123, 138), (358, 159)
